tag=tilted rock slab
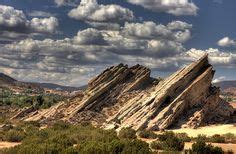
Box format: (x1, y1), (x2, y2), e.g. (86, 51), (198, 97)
(108, 54), (234, 130)
(14, 54), (234, 130)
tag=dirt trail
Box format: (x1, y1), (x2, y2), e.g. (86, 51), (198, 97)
(169, 124), (236, 137)
(0, 142), (21, 149)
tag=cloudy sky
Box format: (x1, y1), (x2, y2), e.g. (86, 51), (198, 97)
(0, 0), (236, 86)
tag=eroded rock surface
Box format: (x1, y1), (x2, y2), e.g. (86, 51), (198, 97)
(13, 55), (234, 130)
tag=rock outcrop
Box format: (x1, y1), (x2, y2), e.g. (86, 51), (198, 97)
(14, 54), (234, 130)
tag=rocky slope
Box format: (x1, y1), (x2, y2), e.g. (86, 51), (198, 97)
(12, 54), (234, 130)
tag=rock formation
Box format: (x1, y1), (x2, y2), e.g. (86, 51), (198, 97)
(13, 54), (234, 130)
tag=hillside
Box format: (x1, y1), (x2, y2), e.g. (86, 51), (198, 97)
(0, 72), (82, 92)
(13, 54), (234, 130)
(0, 73), (17, 86)
(214, 81), (236, 91)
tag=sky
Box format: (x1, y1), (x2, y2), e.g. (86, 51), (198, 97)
(0, 0), (236, 86)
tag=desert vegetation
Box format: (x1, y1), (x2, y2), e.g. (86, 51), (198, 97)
(1, 121), (235, 154)
(0, 121), (151, 154)
(0, 88), (65, 109)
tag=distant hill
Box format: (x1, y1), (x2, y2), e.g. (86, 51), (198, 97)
(214, 81), (236, 91)
(34, 83), (86, 92)
(0, 72), (84, 92)
(0, 73), (17, 85)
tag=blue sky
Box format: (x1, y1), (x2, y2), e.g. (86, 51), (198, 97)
(0, 0), (235, 86)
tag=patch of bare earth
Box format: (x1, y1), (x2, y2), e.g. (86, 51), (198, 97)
(169, 124), (236, 137)
(0, 142), (21, 149)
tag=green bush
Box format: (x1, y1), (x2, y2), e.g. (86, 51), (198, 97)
(150, 141), (163, 150)
(209, 134), (225, 143)
(0, 89), (65, 109)
(3, 122), (151, 154)
(122, 139), (151, 154)
(223, 133), (236, 143)
(138, 130), (158, 139)
(118, 127), (137, 139)
(4, 130), (25, 142)
(175, 133), (191, 142)
(192, 139), (223, 154)
(157, 131), (184, 151)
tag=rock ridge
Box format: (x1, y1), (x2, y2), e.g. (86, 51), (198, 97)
(13, 54), (234, 130)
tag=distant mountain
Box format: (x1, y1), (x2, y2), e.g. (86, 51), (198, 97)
(0, 72), (85, 92)
(214, 81), (236, 91)
(35, 83), (86, 92)
(0, 73), (17, 85)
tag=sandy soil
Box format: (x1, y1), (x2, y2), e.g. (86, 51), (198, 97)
(0, 142), (21, 149)
(230, 102), (236, 108)
(169, 124), (236, 137)
(185, 142), (236, 153)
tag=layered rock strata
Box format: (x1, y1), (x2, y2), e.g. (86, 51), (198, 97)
(13, 54), (234, 130)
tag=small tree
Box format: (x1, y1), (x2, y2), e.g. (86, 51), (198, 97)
(118, 128), (137, 140)
(192, 139), (223, 154)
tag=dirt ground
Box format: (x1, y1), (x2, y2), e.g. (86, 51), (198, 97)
(185, 142), (236, 153)
(169, 124), (236, 137)
(0, 142), (21, 149)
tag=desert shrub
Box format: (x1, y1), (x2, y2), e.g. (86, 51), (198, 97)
(3, 123), (152, 154)
(150, 141), (163, 150)
(138, 130), (157, 139)
(79, 141), (109, 154)
(122, 139), (151, 154)
(209, 134), (225, 143)
(192, 139), (223, 154)
(0, 89), (65, 109)
(118, 127), (137, 139)
(157, 131), (184, 151)
(158, 131), (175, 141)
(223, 133), (236, 143)
(226, 150), (234, 154)
(4, 130), (25, 142)
(175, 133), (191, 142)
(193, 134), (208, 142)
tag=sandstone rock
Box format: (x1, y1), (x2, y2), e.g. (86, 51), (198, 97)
(14, 54), (234, 130)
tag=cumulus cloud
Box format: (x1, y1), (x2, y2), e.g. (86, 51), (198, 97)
(0, 5), (59, 43)
(0, 18), (192, 86)
(27, 11), (56, 17)
(122, 21), (192, 43)
(0, 5), (26, 27)
(217, 37), (236, 47)
(0, 2), (196, 86)
(54, 0), (79, 7)
(73, 28), (107, 45)
(30, 17), (59, 34)
(212, 76), (226, 83)
(127, 0), (198, 16)
(186, 48), (236, 66)
(68, 0), (134, 29)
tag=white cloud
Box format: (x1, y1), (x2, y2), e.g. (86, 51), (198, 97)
(213, 76), (226, 83)
(217, 37), (236, 47)
(127, 0), (198, 16)
(122, 21), (192, 43)
(186, 48), (236, 66)
(73, 28), (107, 45)
(0, 5), (59, 43)
(0, 5), (26, 27)
(27, 11), (56, 17)
(54, 0), (80, 7)
(30, 17), (59, 34)
(167, 21), (193, 30)
(68, 0), (134, 29)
